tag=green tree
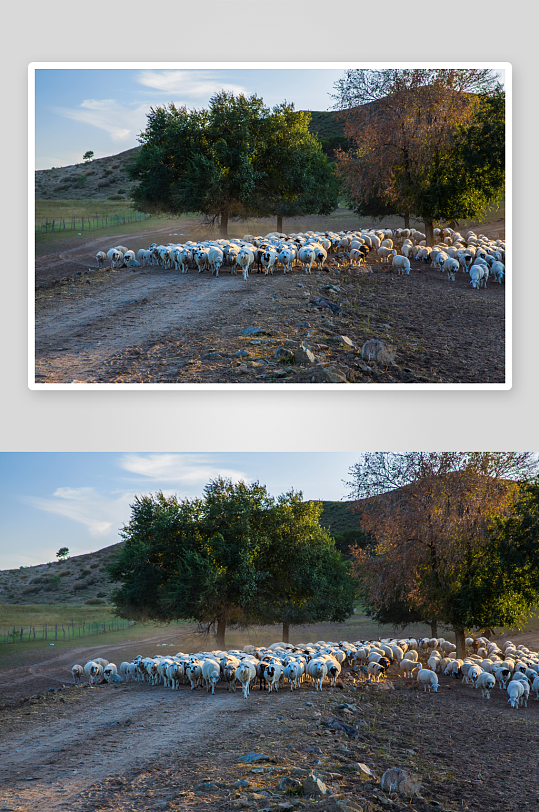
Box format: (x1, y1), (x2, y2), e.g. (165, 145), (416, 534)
(347, 453), (538, 656)
(332, 69), (503, 244)
(56, 547), (70, 561)
(128, 92), (338, 237)
(109, 478), (355, 648)
(254, 492), (356, 642)
(83, 151), (94, 162)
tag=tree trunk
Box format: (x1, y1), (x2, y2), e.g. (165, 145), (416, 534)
(277, 215), (283, 233)
(454, 628), (466, 660)
(430, 620), (438, 639)
(424, 219), (435, 247)
(215, 618), (226, 649)
(219, 210), (229, 239)
(404, 212), (410, 229)
(282, 623), (290, 644)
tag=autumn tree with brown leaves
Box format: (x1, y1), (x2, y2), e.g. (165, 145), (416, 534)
(332, 69), (503, 243)
(346, 453), (538, 658)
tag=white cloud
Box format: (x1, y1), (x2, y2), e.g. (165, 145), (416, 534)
(118, 453), (249, 492)
(137, 70), (248, 100)
(53, 99), (148, 142)
(23, 487), (132, 538)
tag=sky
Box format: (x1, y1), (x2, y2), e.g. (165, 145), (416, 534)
(0, 452), (362, 570)
(34, 67), (346, 170)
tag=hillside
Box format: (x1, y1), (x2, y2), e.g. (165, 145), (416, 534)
(0, 500), (364, 605)
(0, 543), (124, 606)
(34, 111), (346, 202)
(35, 147), (140, 202)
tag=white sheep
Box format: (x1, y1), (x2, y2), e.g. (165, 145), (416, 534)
(71, 664), (84, 684)
(507, 679), (525, 709)
(417, 669), (439, 692)
(476, 671), (496, 698)
(392, 254), (411, 275)
(236, 660), (257, 698)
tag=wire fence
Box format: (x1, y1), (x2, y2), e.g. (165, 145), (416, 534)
(35, 211), (152, 234)
(1, 617), (135, 644)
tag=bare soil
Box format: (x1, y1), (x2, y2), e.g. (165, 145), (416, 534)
(34, 221), (505, 386)
(1, 629), (537, 812)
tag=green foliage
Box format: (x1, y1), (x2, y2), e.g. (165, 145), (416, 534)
(56, 547), (70, 561)
(109, 478), (355, 643)
(128, 92), (339, 234)
(83, 150), (94, 162)
(410, 89), (506, 223)
(75, 174), (88, 188)
(107, 194), (125, 200)
(448, 480), (539, 630)
(45, 575), (61, 591)
(85, 598), (105, 605)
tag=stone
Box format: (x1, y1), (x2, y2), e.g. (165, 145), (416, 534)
(291, 768), (309, 777)
(196, 781), (218, 791)
(294, 343), (316, 365)
(380, 768), (422, 798)
(302, 771), (328, 797)
(240, 327), (268, 336)
(279, 776), (302, 791)
(354, 763), (377, 781)
(235, 350), (250, 358)
(234, 779), (251, 788)
(360, 339), (396, 366)
(337, 335), (355, 350)
(322, 366), (349, 384)
(238, 752), (270, 763)
(274, 347), (295, 363)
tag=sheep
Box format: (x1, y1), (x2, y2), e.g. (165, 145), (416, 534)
(84, 661), (103, 685)
(531, 675), (539, 701)
(236, 247), (254, 281)
(467, 664), (484, 687)
(103, 663), (118, 683)
(392, 254), (411, 276)
(202, 658), (221, 694)
(417, 669), (439, 692)
(123, 250), (136, 267)
(399, 658), (419, 678)
(490, 260), (505, 283)
(469, 264), (486, 289)
(236, 660), (257, 698)
(507, 679), (525, 708)
(261, 248), (279, 276)
(298, 245), (317, 274)
(96, 251), (107, 269)
(476, 671), (496, 699)
(106, 248), (123, 269)
(367, 661), (386, 682)
(442, 257), (459, 282)
(71, 664), (84, 684)
(307, 658), (329, 690)
(377, 246), (395, 263)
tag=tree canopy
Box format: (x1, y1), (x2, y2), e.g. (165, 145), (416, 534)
(332, 69), (505, 242)
(109, 478), (355, 648)
(346, 453), (538, 656)
(128, 92), (339, 237)
(56, 547), (69, 561)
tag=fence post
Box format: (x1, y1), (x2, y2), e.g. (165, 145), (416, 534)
(62, 625), (65, 640)
(33, 627), (36, 641)
(44, 623), (47, 640)
(55, 624), (57, 641)
(20, 628), (23, 642)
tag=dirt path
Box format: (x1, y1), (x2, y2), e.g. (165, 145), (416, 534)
(1, 628), (537, 812)
(34, 223), (506, 385)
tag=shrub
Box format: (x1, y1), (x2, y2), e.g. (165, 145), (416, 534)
(73, 582), (89, 591)
(75, 175), (88, 187)
(89, 563), (99, 569)
(84, 170), (96, 176)
(97, 180), (111, 188)
(96, 591), (107, 598)
(22, 586), (41, 595)
(117, 189), (127, 194)
(45, 575), (61, 591)
(107, 194), (125, 200)
(85, 598), (105, 605)
(58, 570), (71, 577)
(103, 169), (113, 177)
(78, 569), (91, 578)
(112, 163), (120, 169)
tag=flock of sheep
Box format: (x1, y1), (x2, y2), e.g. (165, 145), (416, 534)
(94, 225), (506, 288)
(71, 634), (537, 709)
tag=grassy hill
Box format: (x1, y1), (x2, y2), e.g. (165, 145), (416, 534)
(0, 544), (124, 607)
(34, 111), (346, 202)
(35, 147), (140, 202)
(0, 499), (365, 606)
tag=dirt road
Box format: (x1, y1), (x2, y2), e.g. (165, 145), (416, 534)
(1, 629), (537, 812)
(34, 225), (506, 386)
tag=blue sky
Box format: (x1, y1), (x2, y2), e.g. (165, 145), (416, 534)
(34, 67), (345, 170)
(0, 453), (362, 569)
